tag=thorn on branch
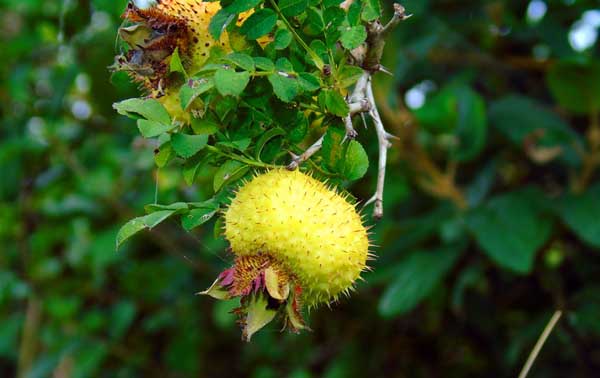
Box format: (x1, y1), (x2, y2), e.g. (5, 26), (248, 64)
(287, 135), (325, 170)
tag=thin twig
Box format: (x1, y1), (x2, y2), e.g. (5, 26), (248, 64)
(364, 78), (394, 219)
(287, 135), (325, 170)
(518, 310), (562, 378)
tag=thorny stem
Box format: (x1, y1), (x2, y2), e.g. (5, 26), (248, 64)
(287, 5), (408, 219)
(364, 79), (394, 219)
(363, 4), (410, 72)
(287, 135), (325, 170)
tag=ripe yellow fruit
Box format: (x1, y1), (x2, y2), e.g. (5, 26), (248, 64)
(226, 169), (370, 306)
(202, 169), (371, 340)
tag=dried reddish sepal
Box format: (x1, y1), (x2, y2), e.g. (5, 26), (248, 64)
(200, 254), (309, 341)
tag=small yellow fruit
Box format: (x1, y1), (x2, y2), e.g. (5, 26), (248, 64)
(202, 169), (371, 340)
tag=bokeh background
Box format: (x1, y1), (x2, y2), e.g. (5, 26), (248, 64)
(2, 0), (600, 377)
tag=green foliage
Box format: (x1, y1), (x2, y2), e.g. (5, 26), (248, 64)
(3, 0), (600, 377)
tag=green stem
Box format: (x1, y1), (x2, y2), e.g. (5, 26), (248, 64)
(269, 0), (325, 71)
(206, 145), (279, 169)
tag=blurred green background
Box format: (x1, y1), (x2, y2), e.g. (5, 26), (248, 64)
(2, 0), (600, 377)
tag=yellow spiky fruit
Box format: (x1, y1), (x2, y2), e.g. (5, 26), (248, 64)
(225, 169), (370, 307)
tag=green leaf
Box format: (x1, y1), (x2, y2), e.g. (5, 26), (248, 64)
(288, 112), (309, 143)
(298, 73), (321, 92)
(115, 217), (147, 250)
(342, 141), (369, 180)
(489, 95), (582, 166)
(321, 126), (345, 170)
(451, 86), (487, 162)
(268, 73), (299, 102)
(116, 210), (175, 249)
(240, 9), (277, 40)
(209, 9), (236, 40)
(466, 189), (553, 273)
(278, 0), (308, 17)
(191, 117), (219, 135)
(154, 141), (173, 167)
(555, 184), (600, 248)
(137, 120), (175, 138)
(225, 0), (263, 13)
(214, 69), (250, 97)
(169, 47), (187, 77)
(546, 60), (600, 114)
(179, 77), (214, 110)
(213, 160), (249, 192)
(183, 154), (205, 186)
(319, 90), (349, 116)
(145, 202), (189, 213)
(224, 52), (255, 72)
(362, 0), (381, 22)
(113, 98), (171, 124)
(379, 245), (463, 317)
(254, 56), (275, 71)
(336, 65), (364, 89)
(273, 28), (293, 50)
(171, 133), (209, 158)
(339, 25), (367, 50)
(181, 200), (220, 231)
(304, 7), (324, 35)
(255, 127), (286, 160)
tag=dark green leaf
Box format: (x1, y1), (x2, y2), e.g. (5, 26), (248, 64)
(209, 9), (236, 40)
(255, 127), (286, 160)
(379, 245), (463, 317)
(273, 29), (293, 50)
(278, 0), (308, 17)
(489, 95), (582, 166)
(225, 0), (263, 13)
(304, 7), (324, 35)
(466, 189), (553, 273)
(555, 184), (600, 248)
(240, 9), (277, 40)
(546, 60), (600, 114)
